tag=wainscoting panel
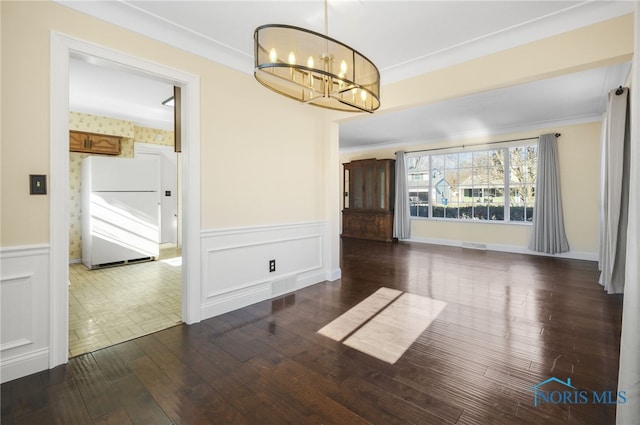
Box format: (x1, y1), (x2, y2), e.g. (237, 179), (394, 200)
(200, 222), (330, 319)
(0, 245), (50, 383)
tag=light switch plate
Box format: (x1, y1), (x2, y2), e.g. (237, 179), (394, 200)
(30, 174), (47, 195)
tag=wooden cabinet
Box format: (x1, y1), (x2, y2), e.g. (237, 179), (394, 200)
(70, 131), (121, 155)
(342, 158), (395, 242)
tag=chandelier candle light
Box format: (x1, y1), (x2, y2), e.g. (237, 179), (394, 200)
(253, 1), (380, 113)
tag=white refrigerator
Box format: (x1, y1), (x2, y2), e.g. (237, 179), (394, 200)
(82, 156), (160, 269)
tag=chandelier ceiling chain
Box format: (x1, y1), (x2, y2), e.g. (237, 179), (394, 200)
(253, 0), (380, 113)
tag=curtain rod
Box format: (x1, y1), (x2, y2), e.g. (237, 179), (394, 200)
(396, 133), (561, 155)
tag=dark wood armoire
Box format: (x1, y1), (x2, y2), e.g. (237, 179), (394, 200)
(342, 158), (395, 242)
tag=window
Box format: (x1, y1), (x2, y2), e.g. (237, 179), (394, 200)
(508, 145), (537, 221)
(407, 143), (537, 222)
(407, 156), (430, 217)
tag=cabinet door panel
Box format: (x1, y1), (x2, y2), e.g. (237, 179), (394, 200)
(364, 163), (375, 209)
(351, 168), (363, 209)
(377, 163), (387, 209)
(89, 134), (121, 155)
(69, 131), (88, 152)
(69, 131), (121, 155)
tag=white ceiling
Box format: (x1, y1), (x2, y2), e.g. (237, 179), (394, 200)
(62, 0), (633, 148)
(70, 57), (175, 131)
(340, 62), (631, 150)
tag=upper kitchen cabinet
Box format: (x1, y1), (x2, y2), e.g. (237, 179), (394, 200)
(70, 130), (121, 155)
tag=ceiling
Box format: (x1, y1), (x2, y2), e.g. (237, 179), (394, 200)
(340, 62), (630, 150)
(70, 57), (175, 131)
(62, 0), (633, 149)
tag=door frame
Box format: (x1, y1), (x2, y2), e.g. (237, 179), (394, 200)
(50, 32), (201, 368)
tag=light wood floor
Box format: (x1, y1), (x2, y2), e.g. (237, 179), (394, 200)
(2, 239), (623, 424)
(68, 247), (182, 357)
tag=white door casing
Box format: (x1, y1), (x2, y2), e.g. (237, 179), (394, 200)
(50, 32), (201, 368)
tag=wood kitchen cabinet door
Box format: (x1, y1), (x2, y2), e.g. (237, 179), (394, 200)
(69, 131), (121, 155)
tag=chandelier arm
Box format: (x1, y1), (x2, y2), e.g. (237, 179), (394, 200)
(257, 64), (364, 90)
(256, 67), (318, 91)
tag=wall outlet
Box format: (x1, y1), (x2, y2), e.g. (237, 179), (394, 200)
(269, 259), (276, 273)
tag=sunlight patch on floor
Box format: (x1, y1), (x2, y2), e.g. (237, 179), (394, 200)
(161, 256), (182, 267)
(318, 287), (447, 364)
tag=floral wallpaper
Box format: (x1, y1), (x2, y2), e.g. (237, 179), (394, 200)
(69, 112), (174, 261)
(133, 125), (175, 147)
(69, 151), (90, 260)
(69, 112), (135, 137)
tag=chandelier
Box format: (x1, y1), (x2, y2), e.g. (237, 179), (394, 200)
(253, 1), (380, 113)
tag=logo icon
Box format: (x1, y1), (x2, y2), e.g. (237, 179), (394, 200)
(532, 377), (579, 407)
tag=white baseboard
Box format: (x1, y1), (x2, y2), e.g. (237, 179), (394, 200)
(0, 348), (49, 383)
(201, 280), (273, 318)
(407, 236), (598, 261)
(326, 267), (342, 281)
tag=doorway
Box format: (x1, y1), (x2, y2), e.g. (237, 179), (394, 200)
(50, 32), (201, 368)
(67, 58), (184, 357)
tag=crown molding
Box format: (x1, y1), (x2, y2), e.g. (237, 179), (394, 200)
(380, 1), (635, 84)
(338, 113), (603, 154)
(54, 0), (254, 73)
(55, 1), (634, 85)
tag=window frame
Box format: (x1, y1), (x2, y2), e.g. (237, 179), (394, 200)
(406, 141), (537, 224)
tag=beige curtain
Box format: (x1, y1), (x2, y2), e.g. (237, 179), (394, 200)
(599, 88), (630, 294)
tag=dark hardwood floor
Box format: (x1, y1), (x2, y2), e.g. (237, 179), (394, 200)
(1, 239), (624, 424)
